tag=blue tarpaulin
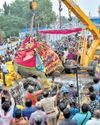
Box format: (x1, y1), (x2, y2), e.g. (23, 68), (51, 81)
(91, 17), (100, 24)
(21, 26), (47, 33)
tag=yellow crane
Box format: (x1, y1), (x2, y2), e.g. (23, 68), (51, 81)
(61, 0), (100, 75)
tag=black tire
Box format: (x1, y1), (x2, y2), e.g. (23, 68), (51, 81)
(88, 61), (98, 76)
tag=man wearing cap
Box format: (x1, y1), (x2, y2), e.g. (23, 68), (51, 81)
(29, 102), (47, 125)
(68, 81), (77, 102)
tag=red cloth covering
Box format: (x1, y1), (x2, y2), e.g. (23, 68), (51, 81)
(14, 37), (60, 72)
(14, 37), (36, 67)
(38, 28), (82, 34)
(15, 56), (36, 67)
(22, 36), (30, 48)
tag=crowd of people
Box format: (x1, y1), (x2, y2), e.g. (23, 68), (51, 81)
(0, 35), (100, 125)
(0, 76), (99, 125)
(0, 42), (21, 63)
(54, 36), (80, 64)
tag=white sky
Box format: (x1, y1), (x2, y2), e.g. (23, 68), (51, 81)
(0, 0), (100, 17)
(51, 0), (100, 17)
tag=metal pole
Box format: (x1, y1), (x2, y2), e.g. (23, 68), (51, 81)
(30, 10), (35, 36)
(29, 0), (37, 36)
(75, 66), (80, 105)
(98, 6), (100, 17)
(59, 0), (62, 28)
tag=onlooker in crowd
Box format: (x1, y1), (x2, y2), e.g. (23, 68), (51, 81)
(22, 99), (36, 119)
(4, 54), (10, 62)
(59, 108), (77, 125)
(25, 85), (44, 106)
(86, 110), (100, 125)
(13, 104), (22, 118)
(96, 94), (100, 102)
(92, 78), (100, 101)
(29, 102), (47, 125)
(57, 103), (66, 125)
(60, 86), (69, 105)
(6, 47), (11, 55)
(88, 93), (99, 114)
(0, 60), (9, 86)
(72, 104), (91, 125)
(11, 109), (29, 125)
(0, 89), (15, 125)
(92, 78), (100, 93)
(67, 49), (74, 60)
(88, 86), (94, 95)
(63, 48), (68, 63)
(69, 102), (80, 118)
(40, 88), (59, 125)
(68, 82), (77, 102)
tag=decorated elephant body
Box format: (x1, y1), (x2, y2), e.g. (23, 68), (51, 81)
(14, 37), (64, 88)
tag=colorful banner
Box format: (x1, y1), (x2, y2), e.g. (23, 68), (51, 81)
(35, 51), (45, 72)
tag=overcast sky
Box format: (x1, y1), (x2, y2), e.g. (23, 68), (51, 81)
(0, 0), (100, 17)
(51, 0), (100, 17)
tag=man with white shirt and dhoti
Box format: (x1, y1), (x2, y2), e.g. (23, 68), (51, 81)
(0, 60), (9, 86)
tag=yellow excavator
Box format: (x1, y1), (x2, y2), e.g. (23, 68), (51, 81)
(62, 0), (100, 76)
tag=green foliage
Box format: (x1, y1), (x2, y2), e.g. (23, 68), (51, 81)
(0, 0), (56, 38)
(35, 0), (56, 26)
(0, 15), (27, 37)
(10, 0), (31, 23)
(3, 2), (10, 15)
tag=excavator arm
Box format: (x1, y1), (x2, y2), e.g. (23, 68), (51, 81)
(61, 0), (100, 66)
(85, 39), (100, 66)
(61, 0), (99, 39)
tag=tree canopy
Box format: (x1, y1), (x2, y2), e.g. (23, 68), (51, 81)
(0, 0), (56, 38)
(35, 0), (56, 26)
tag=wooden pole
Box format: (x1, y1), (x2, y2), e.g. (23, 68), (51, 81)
(30, 11), (35, 36)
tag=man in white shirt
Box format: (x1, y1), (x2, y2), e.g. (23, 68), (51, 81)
(63, 49), (68, 63)
(0, 60), (8, 86)
(86, 110), (100, 125)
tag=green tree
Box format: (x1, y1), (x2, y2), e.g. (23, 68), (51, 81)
(0, 0), (30, 37)
(0, 0), (56, 38)
(0, 15), (27, 37)
(35, 0), (56, 27)
(10, 0), (56, 27)
(10, 0), (31, 23)
(3, 2), (10, 15)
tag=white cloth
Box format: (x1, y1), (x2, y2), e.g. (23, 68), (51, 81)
(85, 118), (100, 125)
(63, 50), (68, 59)
(1, 63), (8, 73)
